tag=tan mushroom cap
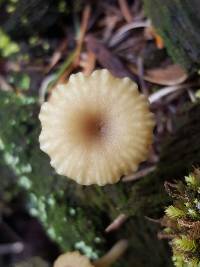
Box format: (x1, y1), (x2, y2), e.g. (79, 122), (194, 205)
(54, 251), (94, 267)
(39, 69), (155, 186)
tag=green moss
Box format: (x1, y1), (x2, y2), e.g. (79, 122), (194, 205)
(0, 91), (105, 257)
(143, 0), (200, 71)
(161, 170), (200, 266)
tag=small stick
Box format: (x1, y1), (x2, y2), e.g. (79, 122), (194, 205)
(137, 56), (148, 96)
(74, 4), (91, 63)
(122, 166), (156, 182)
(94, 239), (128, 267)
(45, 39), (68, 74)
(39, 74), (57, 104)
(149, 82), (200, 103)
(118, 0), (133, 23)
(187, 89), (196, 103)
(105, 214), (128, 233)
(56, 4), (91, 85)
(109, 20), (150, 47)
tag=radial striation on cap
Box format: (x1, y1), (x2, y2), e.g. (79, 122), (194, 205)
(54, 251), (94, 267)
(39, 69), (155, 186)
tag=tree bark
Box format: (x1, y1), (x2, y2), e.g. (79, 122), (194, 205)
(143, 0), (200, 72)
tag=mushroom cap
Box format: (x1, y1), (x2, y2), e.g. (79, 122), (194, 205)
(39, 69), (155, 186)
(53, 251), (94, 267)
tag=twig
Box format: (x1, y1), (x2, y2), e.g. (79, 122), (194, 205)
(45, 39), (68, 74)
(105, 214), (128, 233)
(76, 5), (91, 60)
(122, 166), (156, 182)
(118, 0), (133, 23)
(187, 89), (196, 103)
(102, 15), (119, 42)
(50, 4), (91, 89)
(94, 240), (128, 267)
(51, 51), (76, 86)
(149, 82), (200, 104)
(59, 4), (91, 83)
(145, 216), (161, 224)
(137, 56), (148, 96)
(39, 74), (57, 104)
(99, 2), (122, 17)
(109, 20), (150, 47)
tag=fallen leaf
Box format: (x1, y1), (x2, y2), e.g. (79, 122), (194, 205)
(85, 35), (137, 80)
(146, 64), (188, 86)
(129, 64), (188, 86)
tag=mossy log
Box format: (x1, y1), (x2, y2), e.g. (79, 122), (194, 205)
(1, 91), (200, 266)
(143, 0), (200, 72)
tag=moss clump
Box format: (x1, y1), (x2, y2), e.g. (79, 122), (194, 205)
(161, 169), (200, 267)
(0, 91), (105, 258)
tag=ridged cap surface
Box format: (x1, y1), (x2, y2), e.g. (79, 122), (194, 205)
(39, 69), (155, 186)
(54, 251), (94, 267)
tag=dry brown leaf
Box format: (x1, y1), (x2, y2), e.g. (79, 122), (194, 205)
(129, 64), (188, 86)
(85, 35), (136, 80)
(146, 64), (188, 86)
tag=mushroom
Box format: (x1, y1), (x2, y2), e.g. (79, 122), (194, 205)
(53, 251), (93, 267)
(54, 239), (128, 267)
(39, 69), (155, 186)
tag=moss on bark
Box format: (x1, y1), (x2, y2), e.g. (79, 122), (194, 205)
(143, 0), (200, 71)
